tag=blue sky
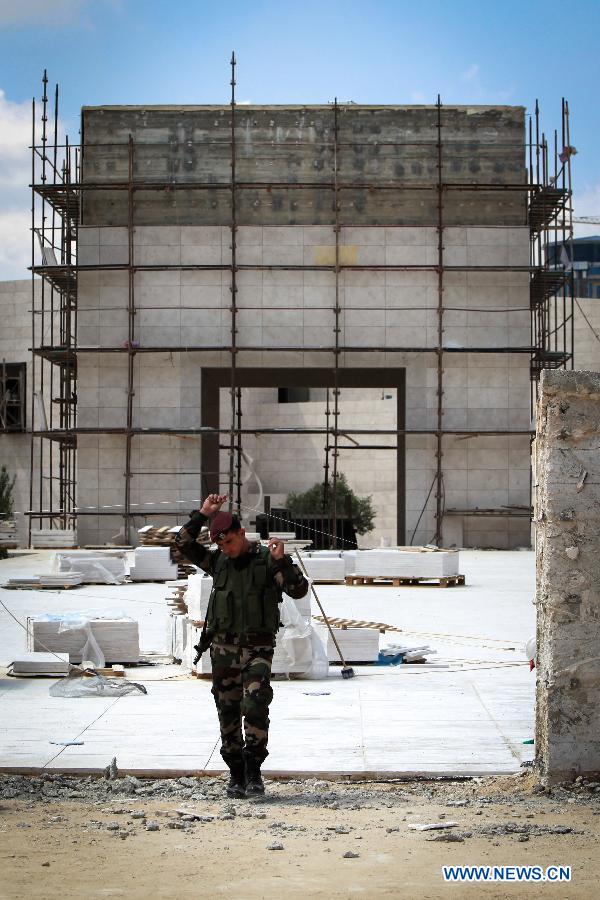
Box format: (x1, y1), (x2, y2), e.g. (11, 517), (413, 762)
(1, 0), (599, 277)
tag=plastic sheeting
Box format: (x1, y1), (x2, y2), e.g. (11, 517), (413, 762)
(33, 609), (136, 669)
(52, 553), (127, 585)
(50, 672), (147, 698)
(276, 596), (329, 679)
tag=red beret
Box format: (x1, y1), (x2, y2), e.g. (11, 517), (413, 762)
(210, 511), (240, 542)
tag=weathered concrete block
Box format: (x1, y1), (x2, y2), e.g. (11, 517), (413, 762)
(535, 369), (600, 781)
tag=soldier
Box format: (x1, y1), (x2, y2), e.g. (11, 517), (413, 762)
(175, 493), (309, 798)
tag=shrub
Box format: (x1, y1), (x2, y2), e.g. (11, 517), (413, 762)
(287, 473), (375, 535)
(0, 465), (15, 518)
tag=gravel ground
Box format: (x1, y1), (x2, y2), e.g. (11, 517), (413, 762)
(1, 769), (599, 898)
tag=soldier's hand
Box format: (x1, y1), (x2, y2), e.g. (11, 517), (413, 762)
(200, 494), (228, 516)
(268, 538), (285, 561)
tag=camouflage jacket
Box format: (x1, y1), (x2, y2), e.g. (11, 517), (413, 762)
(175, 510), (309, 602)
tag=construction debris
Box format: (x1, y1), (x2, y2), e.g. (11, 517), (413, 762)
(4, 573), (84, 590)
(138, 525), (185, 547)
(312, 615), (402, 634)
(379, 644), (436, 665)
(8, 652), (70, 677)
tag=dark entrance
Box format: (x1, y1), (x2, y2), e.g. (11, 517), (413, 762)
(201, 368), (406, 545)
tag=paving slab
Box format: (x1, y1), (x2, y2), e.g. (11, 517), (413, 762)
(0, 549), (536, 776)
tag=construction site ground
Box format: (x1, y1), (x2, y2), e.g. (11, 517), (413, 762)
(2, 549), (600, 897)
(0, 549), (535, 777)
(1, 771), (599, 898)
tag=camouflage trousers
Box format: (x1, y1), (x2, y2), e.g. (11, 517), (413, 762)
(210, 642), (274, 765)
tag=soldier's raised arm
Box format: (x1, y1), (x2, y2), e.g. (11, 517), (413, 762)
(267, 537), (309, 599)
(175, 494), (228, 573)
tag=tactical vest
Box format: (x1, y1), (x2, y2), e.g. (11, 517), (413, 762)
(206, 545), (281, 639)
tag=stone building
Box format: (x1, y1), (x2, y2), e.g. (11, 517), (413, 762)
(18, 100), (578, 548)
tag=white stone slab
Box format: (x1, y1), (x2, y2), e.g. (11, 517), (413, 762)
(0, 549), (535, 775)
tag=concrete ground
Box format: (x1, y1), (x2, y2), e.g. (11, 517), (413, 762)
(0, 549), (536, 777)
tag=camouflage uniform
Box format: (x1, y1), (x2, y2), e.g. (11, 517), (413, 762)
(210, 643), (274, 764)
(176, 511), (308, 767)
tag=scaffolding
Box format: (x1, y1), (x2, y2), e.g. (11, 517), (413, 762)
(28, 64), (574, 547)
(29, 71), (79, 540)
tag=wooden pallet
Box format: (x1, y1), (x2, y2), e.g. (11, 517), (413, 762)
(344, 574), (465, 588)
(89, 666), (125, 678)
(312, 615), (402, 634)
(84, 545), (134, 550)
(2, 582), (81, 591)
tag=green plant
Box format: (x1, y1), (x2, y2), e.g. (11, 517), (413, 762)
(0, 465), (15, 518)
(286, 473), (375, 535)
(0, 465), (15, 559)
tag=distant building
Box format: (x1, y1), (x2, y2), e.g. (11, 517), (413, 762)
(547, 236), (600, 298)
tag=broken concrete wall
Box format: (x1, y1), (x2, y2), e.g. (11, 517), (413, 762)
(535, 369), (600, 781)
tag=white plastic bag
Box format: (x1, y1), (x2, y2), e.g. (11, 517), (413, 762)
(36, 609), (135, 669)
(185, 573), (212, 620)
(303, 629), (330, 680)
(53, 553), (127, 585)
(50, 673), (146, 698)
(273, 596), (311, 674)
(276, 597), (329, 679)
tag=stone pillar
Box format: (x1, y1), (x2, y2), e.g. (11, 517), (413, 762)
(535, 370), (600, 782)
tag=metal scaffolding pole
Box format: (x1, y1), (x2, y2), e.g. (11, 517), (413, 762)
(330, 98), (341, 549)
(25, 70), (574, 552)
(228, 50), (239, 512)
(434, 95), (445, 547)
(123, 135), (136, 543)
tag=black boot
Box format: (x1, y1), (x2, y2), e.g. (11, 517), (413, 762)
(244, 754), (265, 796)
(225, 759), (246, 799)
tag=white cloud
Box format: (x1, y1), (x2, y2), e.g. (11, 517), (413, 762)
(461, 64), (480, 82)
(573, 182), (600, 238)
(0, 90), (32, 279)
(0, 89), (31, 187)
(0, 0), (87, 27)
(0, 209), (31, 279)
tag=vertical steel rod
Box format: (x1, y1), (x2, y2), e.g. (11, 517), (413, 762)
(235, 385), (242, 514)
(28, 97), (36, 543)
(434, 95), (444, 547)
(322, 387), (331, 513)
(564, 99), (575, 371)
(228, 51), (238, 509)
(39, 73), (48, 525)
(124, 135), (136, 543)
(331, 98), (341, 549)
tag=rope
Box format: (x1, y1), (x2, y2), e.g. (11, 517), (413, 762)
(69, 497), (362, 550)
(0, 595), (90, 676)
(574, 297), (600, 345)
